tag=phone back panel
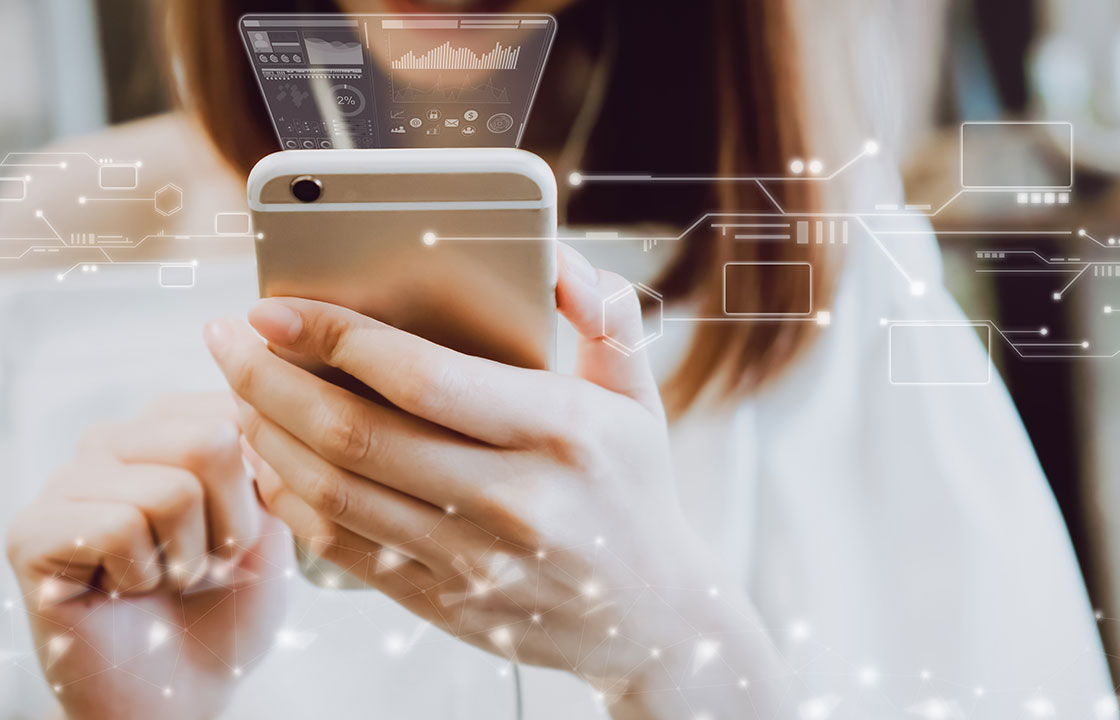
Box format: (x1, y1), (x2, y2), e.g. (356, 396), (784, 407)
(248, 149), (557, 370)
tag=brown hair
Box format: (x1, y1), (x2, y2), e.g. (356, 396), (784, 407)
(165, 0), (832, 415)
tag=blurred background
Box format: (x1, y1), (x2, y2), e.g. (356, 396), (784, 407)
(3, 0), (1120, 682)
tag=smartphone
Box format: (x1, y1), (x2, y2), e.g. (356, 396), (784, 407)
(247, 148), (557, 587)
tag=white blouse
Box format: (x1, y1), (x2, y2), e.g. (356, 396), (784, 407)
(0, 197), (1110, 717)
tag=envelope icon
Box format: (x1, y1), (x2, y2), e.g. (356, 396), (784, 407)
(444, 118), (459, 128)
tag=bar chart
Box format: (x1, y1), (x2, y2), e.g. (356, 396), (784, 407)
(391, 41), (521, 71)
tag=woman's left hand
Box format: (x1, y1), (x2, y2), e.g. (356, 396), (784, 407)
(204, 244), (773, 708)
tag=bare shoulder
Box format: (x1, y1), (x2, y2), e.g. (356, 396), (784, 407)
(0, 113), (252, 268)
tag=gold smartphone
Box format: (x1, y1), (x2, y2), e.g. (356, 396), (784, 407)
(247, 148), (558, 587)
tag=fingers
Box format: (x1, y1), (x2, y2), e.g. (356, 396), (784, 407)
(555, 243), (663, 416)
(247, 453), (435, 600)
(7, 501), (163, 600)
(237, 403), (458, 564)
(54, 463), (209, 590)
(205, 318), (513, 509)
(214, 298), (572, 447)
(109, 414), (260, 560)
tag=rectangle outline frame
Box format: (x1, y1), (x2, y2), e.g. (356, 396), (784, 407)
(959, 121), (1074, 190)
(721, 261), (813, 317)
(888, 322), (992, 386)
(0, 177), (26, 202)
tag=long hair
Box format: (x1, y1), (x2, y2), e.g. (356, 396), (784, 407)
(165, 0), (832, 415)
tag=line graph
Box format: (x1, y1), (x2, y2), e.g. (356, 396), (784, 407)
(392, 41), (521, 71)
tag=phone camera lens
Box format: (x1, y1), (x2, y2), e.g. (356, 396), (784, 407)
(291, 176), (322, 203)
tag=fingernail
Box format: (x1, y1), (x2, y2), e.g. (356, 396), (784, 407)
(559, 243), (598, 286)
(203, 319), (231, 359)
(249, 300), (302, 345)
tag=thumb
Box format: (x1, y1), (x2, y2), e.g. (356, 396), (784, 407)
(555, 242), (663, 416)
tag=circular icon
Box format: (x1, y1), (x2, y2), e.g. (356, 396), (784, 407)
(293, 54), (303, 63)
(284, 139), (299, 149)
(329, 84), (366, 117)
(301, 139), (316, 149)
(281, 54), (290, 62)
(409, 117), (423, 128)
(461, 125), (477, 136)
(486, 113), (514, 134)
(319, 139), (334, 149)
(259, 54), (268, 62)
(426, 109), (442, 121)
(269, 54), (279, 63)
(464, 109), (479, 122)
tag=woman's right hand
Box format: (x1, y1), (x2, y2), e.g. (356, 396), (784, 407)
(5, 393), (291, 720)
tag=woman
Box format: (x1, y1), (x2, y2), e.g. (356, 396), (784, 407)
(3, 0), (1111, 717)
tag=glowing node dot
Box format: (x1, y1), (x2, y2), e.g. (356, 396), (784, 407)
(24, 175), (30, 182)
(1052, 292), (1062, 301)
(594, 535), (604, 546)
(232, 667), (243, 677)
(78, 197), (86, 205)
(607, 626), (618, 637)
(568, 171), (583, 187)
(582, 582), (600, 599)
(74, 538), (84, 547)
(34, 209), (43, 218)
(536, 550), (546, 559)
(3, 599), (12, 610)
(1082, 340), (1090, 349)
(531, 613), (541, 623)
(708, 586), (719, 597)
(858, 666), (879, 687)
(163, 687), (173, 698)
(226, 537), (234, 546)
(1110, 238), (1118, 245)
(283, 568), (295, 579)
(1040, 327), (1049, 336)
(56, 274), (64, 282)
(975, 686), (985, 697)
(109, 591), (119, 600)
(445, 505), (456, 515)
(59, 162), (67, 169)
(256, 232), (264, 239)
(808, 159), (824, 175)
(190, 259), (198, 267)
(1106, 306), (1113, 315)
(650, 647), (661, 658)
(790, 620), (811, 641)
(738, 678), (749, 689)
(1096, 608), (1106, 620)
(422, 231), (437, 246)
(789, 158), (805, 174)
(864, 139), (880, 155)
(920, 669), (932, 681)
(909, 281), (927, 297)
(52, 684), (62, 693)
(1078, 228), (1087, 237)
(135, 161), (143, 168)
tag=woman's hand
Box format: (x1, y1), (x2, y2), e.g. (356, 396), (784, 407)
(6, 393), (291, 720)
(206, 244), (791, 717)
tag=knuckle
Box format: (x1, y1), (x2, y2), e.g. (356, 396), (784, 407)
(396, 358), (452, 417)
(316, 314), (353, 367)
(253, 467), (284, 509)
(154, 469), (204, 518)
(305, 472), (350, 521)
(179, 419), (241, 472)
(106, 504), (152, 553)
(319, 407), (376, 466)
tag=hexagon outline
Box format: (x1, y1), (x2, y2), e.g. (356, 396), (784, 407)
(154, 183), (184, 217)
(600, 281), (663, 356)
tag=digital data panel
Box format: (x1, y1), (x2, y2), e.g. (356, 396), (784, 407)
(240, 14), (556, 150)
